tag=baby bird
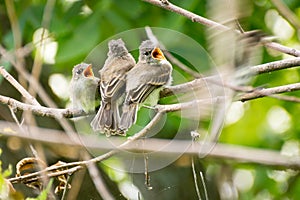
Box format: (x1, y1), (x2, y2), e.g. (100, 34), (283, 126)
(119, 40), (172, 134)
(70, 63), (100, 113)
(90, 39), (136, 136)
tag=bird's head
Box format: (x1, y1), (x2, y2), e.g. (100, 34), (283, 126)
(108, 38), (128, 57)
(139, 40), (167, 64)
(72, 63), (94, 80)
(139, 40), (156, 62)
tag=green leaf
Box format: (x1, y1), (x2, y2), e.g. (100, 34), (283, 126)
(55, 13), (101, 65)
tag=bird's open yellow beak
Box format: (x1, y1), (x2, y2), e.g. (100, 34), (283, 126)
(151, 47), (166, 60)
(83, 64), (94, 77)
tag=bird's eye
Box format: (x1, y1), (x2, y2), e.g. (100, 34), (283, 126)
(76, 68), (83, 74)
(143, 51), (151, 56)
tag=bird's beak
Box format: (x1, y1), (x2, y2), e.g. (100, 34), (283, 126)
(83, 64), (94, 77)
(151, 47), (166, 60)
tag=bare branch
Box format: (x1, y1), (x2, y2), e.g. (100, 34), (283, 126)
(8, 112), (164, 184)
(155, 97), (224, 112)
(145, 26), (202, 78)
(0, 79), (298, 121)
(270, 94), (300, 103)
(29, 0), (56, 99)
(161, 76), (300, 103)
(2, 121), (300, 173)
(0, 94), (82, 118)
(0, 46), (58, 108)
(142, 0), (300, 57)
(0, 65), (87, 145)
(0, 67), (40, 106)
(262, 41), (300, 57)
(161, 77), (215, 98)
(83, 154), (114, 200)
(251, 57), (300, 74)
(240, 83), (300, 102)
(143, 0), (229, 30)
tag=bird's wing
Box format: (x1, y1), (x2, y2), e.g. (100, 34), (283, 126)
(100, 60), (134, 101)
(127, 68), (171, 104)
(100, 73), (125, 101)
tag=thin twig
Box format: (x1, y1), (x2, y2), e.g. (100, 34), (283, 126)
(0, 67), (40, 106)
(3, 62), (46, 182)
(29, 0), (56, 97)
(199, 171), (208, 200)
(155, 97), (224, 112)
(262, 41), (300, 57)
(160, 76), (251, 98)
(145, 26), (202, 78)
(191, 156), (201, 200)
(0, 64), (87, 152)
(83, 153), (115, 200)
(61, 175), (71, 200)
(0, 46), (57, 108)
(41, 0), (56, 28)
(142, 0), (229, 30)
(239, 83), (300, 102)
(270, 94), (300, 103)
(251, 57), (300, 74)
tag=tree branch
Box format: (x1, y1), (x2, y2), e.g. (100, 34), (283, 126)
(145, 26), (202, 78)
(8, 112), (164, 184)
(0, 46), (58, 108)
(143, 0), (229, 30)
(0, 67), (39, 106)
(2, 121), (299, 177)
(270, 94), (300, 103)
(251, 57), (300, 74)
(155, 97), (224, 112)
(0, 94), (82, 118)
(0, 78), (299, 121)
(142, 0), (300, 57)
(239, 82), (300, 102)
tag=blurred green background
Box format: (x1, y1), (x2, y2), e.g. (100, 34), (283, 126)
(1, 0), (300, 199)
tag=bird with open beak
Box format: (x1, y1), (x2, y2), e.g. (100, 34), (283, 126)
(70, 63), (100, 113)
(118, 40), (172, 134)
(90, 38), (136, 136)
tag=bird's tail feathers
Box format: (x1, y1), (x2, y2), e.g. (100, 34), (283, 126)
(119, 104), (138, 132)
(90, 101), (120, 135)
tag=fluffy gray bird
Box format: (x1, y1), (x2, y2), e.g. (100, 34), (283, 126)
(118, 40), (172, 133)
(70, 63), (100, 113)
(90, 38), (136, 136)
